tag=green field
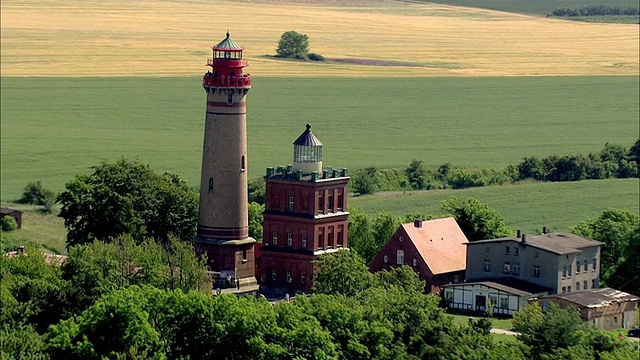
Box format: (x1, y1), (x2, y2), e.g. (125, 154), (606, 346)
(350, 179), (640, 233)
(1, 76), (638, 201)
(425, 0), (639, 16)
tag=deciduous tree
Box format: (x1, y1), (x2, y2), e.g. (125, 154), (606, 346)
(276, 31), (309, 58)
(57, 158), (198, 247)
(441, 196), (512, 241)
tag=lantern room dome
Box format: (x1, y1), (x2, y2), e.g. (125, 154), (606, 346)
(293, 123), (323, 147)
(213, 32), (243, 51)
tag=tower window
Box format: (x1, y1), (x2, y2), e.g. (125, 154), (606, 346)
(287, 233), (292, 246)
(208, 178), (214, 193)
(271, 269), (276, 281)
(227, 93), (233, 105)
(242, 248), (247, 262)
(241, 156), (245, 172)
(286, 270), (292, 283)
(300, 271), (306, 284)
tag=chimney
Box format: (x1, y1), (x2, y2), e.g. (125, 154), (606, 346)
(516, 229), (521, 238)
(521, 234), (526, 243)
(414, 220), (423, 229)
(542, 226), (547, 234)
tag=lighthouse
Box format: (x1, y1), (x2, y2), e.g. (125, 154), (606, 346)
(195, 33), (255, 286)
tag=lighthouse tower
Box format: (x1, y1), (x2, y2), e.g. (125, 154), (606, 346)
(195, 33), (255, 285)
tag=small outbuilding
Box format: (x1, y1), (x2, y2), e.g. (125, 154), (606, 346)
(370, 217), (469, 294)
(442, 279), (550, 316)
(0, 207), (22, 229)
(531, 287), (638, 330)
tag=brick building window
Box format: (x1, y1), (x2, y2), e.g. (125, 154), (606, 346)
(383, 255), (388, 263)
(396, 250), (404, 265)
(286, 270), (292, 283)
(272, 232), (278, 245)
(328, 194), (334, 212)
(301, 235), (307, 248)
(242, 249), (247, 262)
(271, 269), (276, 281)
(288, 196), (295, 210)
(287, 233), (293, 246)
(301, 271), (306, 284)
(503, 262), (511, 274)
(337, 191), (343, 211)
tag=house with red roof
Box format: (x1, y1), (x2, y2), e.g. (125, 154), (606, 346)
(369, 217), (469, 294)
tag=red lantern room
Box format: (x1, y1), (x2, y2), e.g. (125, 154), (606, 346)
(203, 32), (251, 88)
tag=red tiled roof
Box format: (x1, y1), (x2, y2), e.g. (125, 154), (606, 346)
(403, 217), (469, 275)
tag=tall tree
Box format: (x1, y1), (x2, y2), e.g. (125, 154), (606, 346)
(57, 158), (198, 247)
(440, 196), (512, 241)
(602, 222), (640, 295)
(313, 249), (375, 297)
(276, 31), (309, 57)
(570, 208), (639, 279)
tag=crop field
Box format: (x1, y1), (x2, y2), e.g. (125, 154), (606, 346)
(2, 75), (638, 200)
(349, 178), (640, 233)
(1, 0), (638, 77)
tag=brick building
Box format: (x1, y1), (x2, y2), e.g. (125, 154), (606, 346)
(370, 217), (469, 294)
(259, 124), (350, 293)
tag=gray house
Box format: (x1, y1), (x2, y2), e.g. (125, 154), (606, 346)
(443, 231), (602, 315)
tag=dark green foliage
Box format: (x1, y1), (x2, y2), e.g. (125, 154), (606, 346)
(347, 208), (402, 263)
(307, 52), (325, 61)
(352, 166), (380, 195)
(0, 324), (46, 360)
(513, 302), (637, 360)
(248, 177), (265, 204)
(552, 4), (639, 17)
(606, 220), (639, 296)
(441, 196), (512, 241)
(19, 180), (54, 205)
(248, 201), (264, 242)
(570, 208), (639, 280)
(0, 248), (67, 333)
(1, 216), (18, 232)
(276, 30), (309, 58)
(62, 235), (208, 314)
(57, 158), (198, 247)
(313, 249), (375, 297)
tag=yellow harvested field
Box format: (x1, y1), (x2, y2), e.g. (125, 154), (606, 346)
(1, 0), (638, 77)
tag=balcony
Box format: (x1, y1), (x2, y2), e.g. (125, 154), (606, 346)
(203, 73), (251, 89)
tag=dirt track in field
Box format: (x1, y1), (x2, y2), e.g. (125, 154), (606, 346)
(1, 0), (638, 77)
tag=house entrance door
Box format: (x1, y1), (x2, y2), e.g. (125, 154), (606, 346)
(475, 295), (486, 312)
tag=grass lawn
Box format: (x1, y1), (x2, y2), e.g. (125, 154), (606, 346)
(0, 204), (67, 255)
(349, 179), (640, 232)
(2, 76), (638, 201)
(449, 312), (514, 330)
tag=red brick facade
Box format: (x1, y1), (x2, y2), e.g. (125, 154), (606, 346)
(259, 172), (349, 292)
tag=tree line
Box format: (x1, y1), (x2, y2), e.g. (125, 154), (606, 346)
(552, 4), (639, 17)
(350, 140), (639, 195)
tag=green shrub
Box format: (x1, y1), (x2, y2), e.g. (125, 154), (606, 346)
(19, 181), (54, 205)
(1, 216), (18, 232)
(307, 53), (325, 61)
(291, 53), (309, 61)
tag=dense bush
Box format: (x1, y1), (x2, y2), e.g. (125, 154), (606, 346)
(307, 52), (325, 61)
(552, 4), (639, 17)
(1, 216), (18, 232)
(19, 181), (55, 206)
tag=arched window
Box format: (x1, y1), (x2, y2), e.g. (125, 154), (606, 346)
(208, 178), (214, 192)
(396, 250), (405, 265)
(241, 155), (245, 172)
(227, 93), (233, 105)
(383, 255), (388, 263)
